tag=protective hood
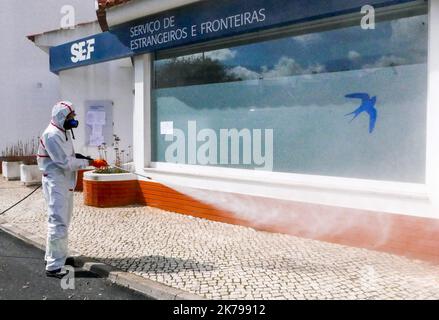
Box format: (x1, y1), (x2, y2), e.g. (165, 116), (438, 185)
(51, 101), (75, 130)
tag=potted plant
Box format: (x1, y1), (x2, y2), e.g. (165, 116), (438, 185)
(2, 139), (38, 181)
(1, 158), (22, 180)
(83, 135), (140, 207)
(20, 143), (41, 186)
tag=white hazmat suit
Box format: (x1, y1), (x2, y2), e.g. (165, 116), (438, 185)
(37, 101), (89, 272)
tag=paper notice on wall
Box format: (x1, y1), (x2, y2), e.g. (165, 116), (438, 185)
(91, 124), (103, 137)
(86, 109), (106, 146)
(160, 121), (174, 135)
(95, 111), (106, 125)
(86, 110), (106, 125)
(90, 135), (104, 147)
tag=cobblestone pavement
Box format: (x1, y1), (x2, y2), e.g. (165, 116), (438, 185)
(1, 179), (439, 300)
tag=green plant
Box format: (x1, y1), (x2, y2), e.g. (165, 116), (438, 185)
(112, 134), (121, 167)
(94, 167), (127, 174)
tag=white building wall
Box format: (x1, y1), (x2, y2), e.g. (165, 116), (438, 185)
(59, 61), (134, 165)
(30, 17), (134, 166)
(133, 55), (152, 170)
(0, 0), (96, 153)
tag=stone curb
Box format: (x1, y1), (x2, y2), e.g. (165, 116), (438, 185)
(0, 218), (205, 300)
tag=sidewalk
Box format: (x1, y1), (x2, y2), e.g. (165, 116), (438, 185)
(1, 179), (439, 300)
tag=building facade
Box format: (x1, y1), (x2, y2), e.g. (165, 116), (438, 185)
(48, 0), (439, 263)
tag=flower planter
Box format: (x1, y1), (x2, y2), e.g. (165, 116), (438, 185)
(0, 156), (35, 174)
(0, 157), (6, 175)
(20, 164), (42, 186)
(83, 171), (140, 207)
(75, 167), (94, 192)
(2, 161), (23, 181)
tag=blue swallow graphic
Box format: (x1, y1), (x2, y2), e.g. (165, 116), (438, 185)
(345, 93), (377, 133)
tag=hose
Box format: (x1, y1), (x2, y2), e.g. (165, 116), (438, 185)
(0, 184), (42, 216)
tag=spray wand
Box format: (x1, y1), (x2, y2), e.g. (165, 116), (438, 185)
(110, 165), (153, 181)
(75, 154), (153, 180)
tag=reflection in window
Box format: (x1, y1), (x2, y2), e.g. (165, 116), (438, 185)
(155, 15), (427, 89)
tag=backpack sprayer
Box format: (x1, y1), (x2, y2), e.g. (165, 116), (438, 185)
(0, 154), (152, 216)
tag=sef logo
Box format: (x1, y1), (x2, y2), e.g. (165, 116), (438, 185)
(70, 39), (95, 63)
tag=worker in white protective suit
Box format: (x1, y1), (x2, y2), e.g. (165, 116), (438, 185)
(37, 101), (107, 278)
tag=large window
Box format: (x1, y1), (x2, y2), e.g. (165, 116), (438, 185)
(152, 11), (428, 183)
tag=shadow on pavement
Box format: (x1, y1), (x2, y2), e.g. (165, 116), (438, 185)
(73, 270), (102, 279)
(87, 255), (216, 274)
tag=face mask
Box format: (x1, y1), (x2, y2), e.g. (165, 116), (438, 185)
(64, 119), (79, 130)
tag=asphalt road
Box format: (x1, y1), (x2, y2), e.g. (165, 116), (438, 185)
(0, 229), (151, 300)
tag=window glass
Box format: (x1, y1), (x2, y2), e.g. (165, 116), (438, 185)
(152, 14), (428, 183)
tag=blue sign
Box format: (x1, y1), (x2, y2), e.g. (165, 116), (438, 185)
(50, 0), (418, 73)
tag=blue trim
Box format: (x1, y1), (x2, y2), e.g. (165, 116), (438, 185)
(50, 0), (420, 73)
